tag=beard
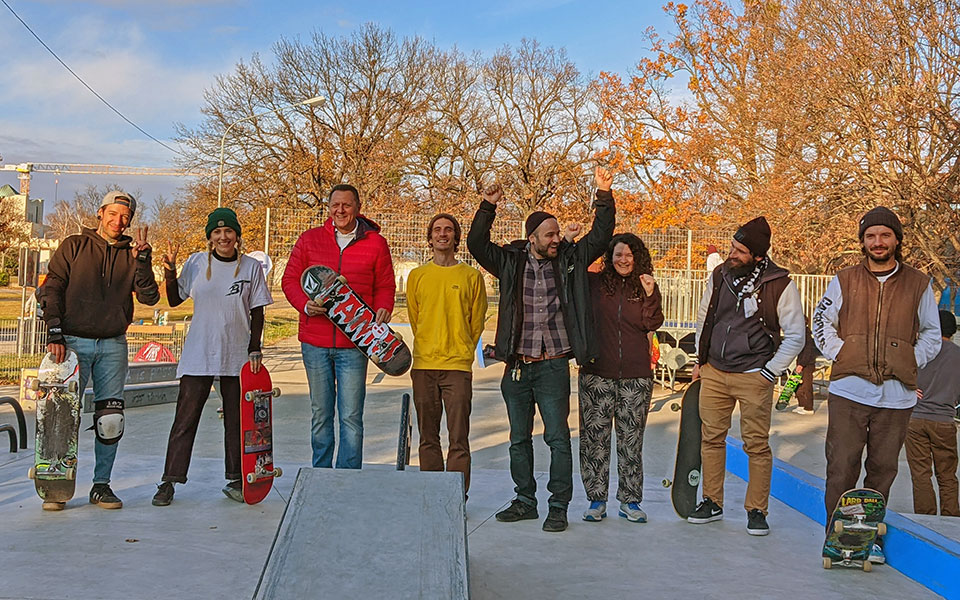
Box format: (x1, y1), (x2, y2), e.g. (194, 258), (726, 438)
(725, 255), (757, 279)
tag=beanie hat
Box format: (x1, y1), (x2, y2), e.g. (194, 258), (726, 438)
(939, 310), (957, 339)
(99, 190), (137, 217)
(205, 207), (242, 239)
(858, 207), (903, 241)
(525, 211), (557, 237)
(733, 216), (771, 257)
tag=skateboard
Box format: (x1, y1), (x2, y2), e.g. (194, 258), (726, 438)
(301, 264), (412, 377)
(28, 350), (81, 506)
(662, 379), (702, 518)
(239, 362), (282, 504)
(822, 488), (887, 571)
(775, 371), (803, 411)
(396, 392), (413, 470)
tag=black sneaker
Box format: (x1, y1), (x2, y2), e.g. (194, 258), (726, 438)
(152, 482), (175, 507)
(89, 484), (123, 509)
(687, 498), (723, 524)
(542, 507), (568, 532)
(746, 509), (770, 536)
(495, 499), (538, 522)
(222, 480), (244, 503)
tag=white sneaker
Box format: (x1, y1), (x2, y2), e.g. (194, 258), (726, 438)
(793, 406), (814, 415)
(582, 500), (606, 522)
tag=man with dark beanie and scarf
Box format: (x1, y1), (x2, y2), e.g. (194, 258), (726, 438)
(813, 206), (941, 564)
(39, 190), (160, 511)
(467, 167), (615, 532)
(689, 216), (805, 535)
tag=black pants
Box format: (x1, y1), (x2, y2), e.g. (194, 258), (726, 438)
(162, 375), (241, 483)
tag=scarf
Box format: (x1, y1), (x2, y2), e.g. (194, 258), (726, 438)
(730, 256), (768, 318)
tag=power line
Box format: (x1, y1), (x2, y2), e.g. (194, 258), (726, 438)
(1, 0), (183, 156)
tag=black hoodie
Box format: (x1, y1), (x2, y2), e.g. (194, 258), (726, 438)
(41, 228), (160, 340)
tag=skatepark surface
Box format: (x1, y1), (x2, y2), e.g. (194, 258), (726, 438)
(0, 338), (953, 599)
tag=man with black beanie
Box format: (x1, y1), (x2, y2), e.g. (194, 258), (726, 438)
(905, 310), (959, 516)
(689, 216), (805, 536)
(467, 167), (615, 532)
(813, 206), (941, 564)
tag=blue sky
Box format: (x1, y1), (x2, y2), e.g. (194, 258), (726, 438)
(0, 0), (676, 212)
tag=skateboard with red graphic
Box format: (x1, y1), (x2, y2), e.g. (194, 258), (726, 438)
(240, 362), (282, 504)
(301, 264), (412, 376)
(28, 350), (81, 508)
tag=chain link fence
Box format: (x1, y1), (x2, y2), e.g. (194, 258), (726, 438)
(264, 206), (738, 304)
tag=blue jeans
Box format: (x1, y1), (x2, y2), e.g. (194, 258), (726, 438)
(301, 344), (368, 468)
(64, 335), (128, 485)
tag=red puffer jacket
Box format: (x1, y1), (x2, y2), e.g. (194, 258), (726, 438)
(281, 216), (396, 348)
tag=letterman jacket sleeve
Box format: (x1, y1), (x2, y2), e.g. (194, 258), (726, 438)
(812, 275), (844, 360)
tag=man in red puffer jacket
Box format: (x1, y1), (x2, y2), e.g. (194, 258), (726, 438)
(281, 184), (396, 469)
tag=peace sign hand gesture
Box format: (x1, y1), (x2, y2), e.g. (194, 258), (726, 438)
(132, 226), (151, 259)
(162, 241), (180, 271)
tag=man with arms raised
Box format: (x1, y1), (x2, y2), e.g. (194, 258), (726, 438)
(467, 167), (615, 532)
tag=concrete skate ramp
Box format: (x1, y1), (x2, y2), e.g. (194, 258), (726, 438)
(254, 467), (469, 600)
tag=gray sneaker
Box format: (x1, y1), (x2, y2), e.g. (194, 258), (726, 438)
(618, 502), (647, 523)
(222, 480), (244, 503)
(582, 500), (607, 522)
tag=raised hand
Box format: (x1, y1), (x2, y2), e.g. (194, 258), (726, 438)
(563, 223), (582, 242)
(162, 241), (180, 271)
(132, 225), (151, 258)
(595, 166), (613, 192)
(481, 183), (503, 205)
(639, 273), (656, 296)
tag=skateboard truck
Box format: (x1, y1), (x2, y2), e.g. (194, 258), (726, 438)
(30, 379), (78, 393)
(244, 388), (281, 402)
(246, 466), (283, 484)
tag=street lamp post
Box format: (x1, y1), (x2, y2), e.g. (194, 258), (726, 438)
(217, 95), (325, 207)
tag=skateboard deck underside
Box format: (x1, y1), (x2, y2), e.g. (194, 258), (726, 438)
(301, 265), (412, 376)
(671, 379), (702, 518)
(822, 488), (886, 567)
(240, 365), (277, 504)
(33, 352), (81, 503)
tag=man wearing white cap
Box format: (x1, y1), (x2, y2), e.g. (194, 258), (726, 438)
(39, 190), (160, 511)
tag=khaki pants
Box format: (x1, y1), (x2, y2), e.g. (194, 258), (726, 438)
(699, 364), (775, 513)
(905, 417), (960, 516)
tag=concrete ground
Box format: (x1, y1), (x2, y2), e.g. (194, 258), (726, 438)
(0, 338), (952, 599)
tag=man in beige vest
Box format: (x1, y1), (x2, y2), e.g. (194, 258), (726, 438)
(812, 206), (941, 564)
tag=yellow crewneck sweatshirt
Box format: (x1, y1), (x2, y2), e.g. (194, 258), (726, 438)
(406, 261), (487, 371)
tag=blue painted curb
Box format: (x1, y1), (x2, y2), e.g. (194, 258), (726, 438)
(726, 436), (959, 600)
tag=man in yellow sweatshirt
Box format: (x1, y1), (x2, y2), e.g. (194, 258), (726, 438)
(407, 213), (487, 495)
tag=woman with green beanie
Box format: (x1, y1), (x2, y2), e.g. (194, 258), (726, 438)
(152, 207), (273, 505)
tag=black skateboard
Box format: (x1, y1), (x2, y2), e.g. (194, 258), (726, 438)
(662, 379), (702, 518)
(396, 392), (413, 470)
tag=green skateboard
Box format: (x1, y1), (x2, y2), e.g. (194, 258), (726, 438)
(822, 488), (886, 571)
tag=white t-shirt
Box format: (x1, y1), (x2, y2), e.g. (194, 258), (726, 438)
(176, 252), (273, 377)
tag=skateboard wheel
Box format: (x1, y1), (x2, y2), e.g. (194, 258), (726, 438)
(68, 381), (78, 393)
(65, 467), (76, 480)
(245, 391), (254, 402)
(670, 403), (681, 412)
(862, 561), (872, 572)
(834, 520), (844, 534)
(246, 473), (256, 484)
(661, 478), (672, 488)
(877, 523), (886, 536)
(273, 467), (283, 478)
(30, 379), (40, 392)
(28, 466), (36, 479)
(395, 331), (404, 342)
(337, 275), (347, 284)
(822, 557), (831, 569)
(272, 388), (281, 398)
(371, 355), (381, 364)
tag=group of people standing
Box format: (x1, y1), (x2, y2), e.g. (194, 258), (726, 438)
(38, 180), (957, 553)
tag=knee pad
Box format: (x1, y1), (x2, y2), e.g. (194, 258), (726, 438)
(88, 399), (125, 445)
